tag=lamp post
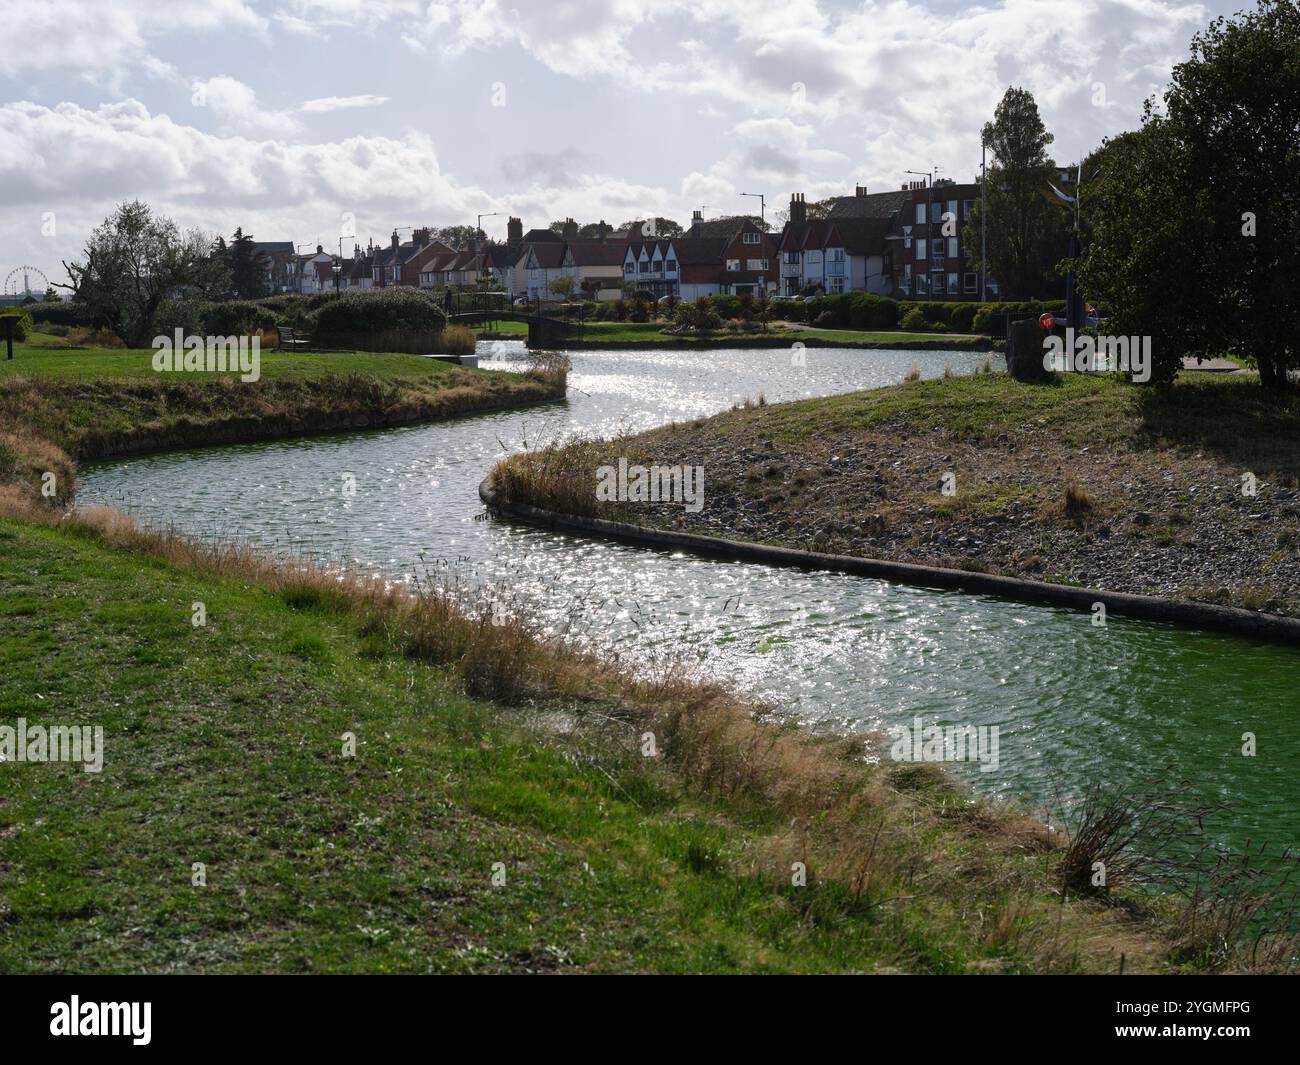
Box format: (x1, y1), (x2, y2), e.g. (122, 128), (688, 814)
(980, 141), (987, 303)
(740, 192), (765, 225)
(332, 259), (341, 295)
(476, 212), (499, 240)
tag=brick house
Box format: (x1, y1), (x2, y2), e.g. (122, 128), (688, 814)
(887, 179), (989, 300)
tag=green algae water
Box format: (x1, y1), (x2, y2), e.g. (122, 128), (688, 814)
(78, 344), (1300, 876)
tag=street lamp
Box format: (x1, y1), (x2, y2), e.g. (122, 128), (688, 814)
(740, 192), (765, 225)
(332, 259), (341, 295)
(476, 212), (499, 240)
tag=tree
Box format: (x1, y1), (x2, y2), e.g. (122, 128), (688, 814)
(1077, 0), (1300, 390)
(431, 224), (478, 247)
(227, 228), (268, 299)
(62, 201), (225, 347)
(963, 87), (1065, 297)
(548, 275), (576, 301)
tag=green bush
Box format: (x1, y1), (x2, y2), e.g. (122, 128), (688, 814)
(200, 300), (278, 336)
(314, 288), (447, 352)
(0, 307), (35, 341)
(898, 307), (927, 331)
(28, 301), (94, 329)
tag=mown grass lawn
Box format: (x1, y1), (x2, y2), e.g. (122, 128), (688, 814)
(3, 332), (473, 385)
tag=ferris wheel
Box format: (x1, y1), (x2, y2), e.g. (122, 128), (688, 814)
(4, 265), (51, 297)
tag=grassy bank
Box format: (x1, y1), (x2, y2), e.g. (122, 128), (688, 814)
(0, 340), (567, 506)
(537, 321), (990, 350)
(492, 372), (1300, 618)
(5, 504), (1286, 973)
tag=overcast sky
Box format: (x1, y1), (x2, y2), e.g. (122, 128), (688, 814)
(2, 0), (1232, 289)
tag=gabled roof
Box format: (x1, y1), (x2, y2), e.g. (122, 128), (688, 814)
(250, 241), (295, 255)
(780, 218), (892, 257)
(524, 243), (566, 268)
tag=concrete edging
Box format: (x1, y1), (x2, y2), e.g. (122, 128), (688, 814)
(479, 476), (1300, 646)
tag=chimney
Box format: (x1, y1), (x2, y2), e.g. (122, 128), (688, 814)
(316, 244), (323, 255)
(789, 193), (806, 224)
(507, 216), (522, 245)
(391, 230), (400, 250)
(855, 185), (868, 197)
(412, 227), (430, 247)
(691, 209), (702, 224)
(562, 217), (577, 240)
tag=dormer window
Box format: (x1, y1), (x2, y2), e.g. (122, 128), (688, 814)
(743, 232), (760, 244)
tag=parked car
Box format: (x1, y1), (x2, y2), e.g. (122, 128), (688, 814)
(770, 295), (804, 303)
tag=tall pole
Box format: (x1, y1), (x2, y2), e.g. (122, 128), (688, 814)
(741, 192), (765, 225)
(980, 141), (987, 303)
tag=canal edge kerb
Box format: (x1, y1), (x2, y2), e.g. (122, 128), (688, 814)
(478, 475), (1300, 647)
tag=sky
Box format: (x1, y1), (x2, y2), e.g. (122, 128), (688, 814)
(0, 0), (1234, 291)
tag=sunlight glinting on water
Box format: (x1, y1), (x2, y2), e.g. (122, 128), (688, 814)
(77, 343), (1300, 858)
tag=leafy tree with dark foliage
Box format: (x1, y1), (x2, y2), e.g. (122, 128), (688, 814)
(228, 228), (268, 300)
(1077, 0), (1300, 390)
(61, 201), (226, 348)
(963, 87), (1064, 298)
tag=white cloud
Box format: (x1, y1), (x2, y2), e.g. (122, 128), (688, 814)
(192, 76), (300, 136)
(3, 0), (265, 77)
(299, 95), (390, 113)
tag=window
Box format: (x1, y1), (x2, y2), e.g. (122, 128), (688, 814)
(829, 248), (845, 262)
(830, 277), (845, 293)
(947, 237), (958, 258)
(947, 272), (958, 294)
(746, 259), (764, 271)
(946, 200), (957, 221)
(963, 272), (977, 294)
(639, 261), (649, 273)
(743, 232), (760, 244)
(930, 202), (943, 224)
(666, 259), (676, 272)
(964, 199), (975, 218)
(726, 259), (740, 271)
(932, 273), (946, 295)
(915, 203), (926, 225)
(652, 261), (662, 272)
(783, 251), (800, 264)
(915, 273), (928, 294)
(915, 239), (926, 261)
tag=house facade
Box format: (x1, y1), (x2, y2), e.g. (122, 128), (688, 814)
(777, 186), (910, 296)
(887, 180), (989, 300)
(623, 213), (776, 300)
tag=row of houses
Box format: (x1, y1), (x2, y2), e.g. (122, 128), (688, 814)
(251, 173), (1074, 303)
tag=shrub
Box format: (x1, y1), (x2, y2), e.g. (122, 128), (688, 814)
(0, 308), (34, 342)
(611, 298), (629, 322)
(629, 297), (652, 323)
(314, 288), (448, 352)
(972, 306), (995, 335)
(201, 300), (277, 336)
(437, 324), (477, 358)
(899, 307), (927, 331)
(28, 301), (95, 329)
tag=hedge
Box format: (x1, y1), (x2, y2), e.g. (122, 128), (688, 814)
(0, 307), (34, 341)
(27, 301), (96, 328)
(312, 288), (448, 352)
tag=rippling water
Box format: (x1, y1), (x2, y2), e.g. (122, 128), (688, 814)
(79, 343), (1300, 861)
